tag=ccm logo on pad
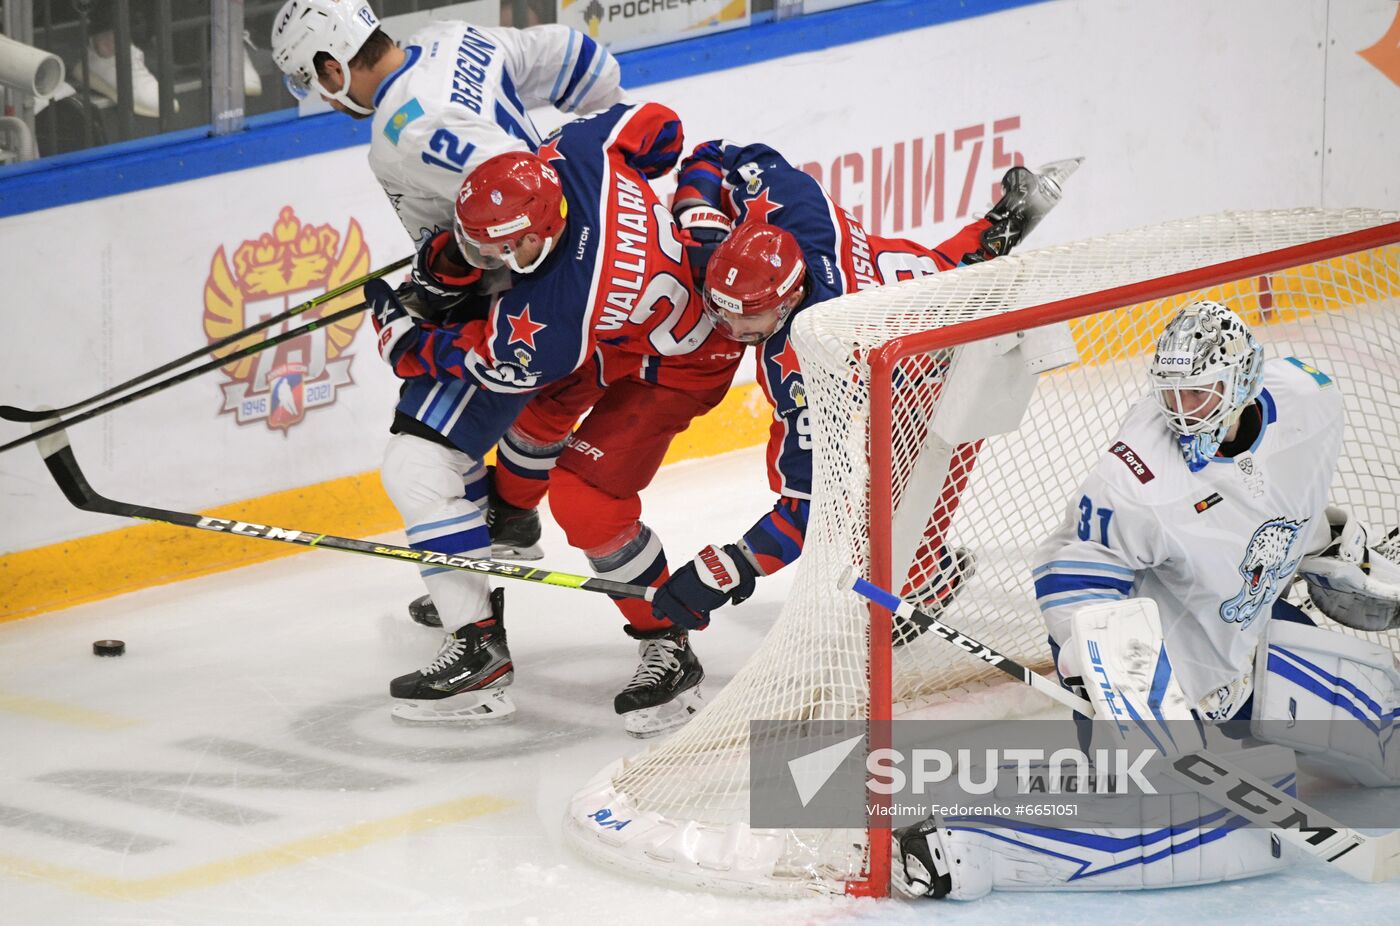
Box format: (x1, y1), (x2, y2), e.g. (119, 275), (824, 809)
(1110, 441), (1155, 483)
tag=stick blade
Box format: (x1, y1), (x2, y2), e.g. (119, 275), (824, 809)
(1352, 829), (1400, 883)
(0, 404), (53, 423)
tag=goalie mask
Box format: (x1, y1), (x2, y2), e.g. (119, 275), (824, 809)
(1149, 300), (1264, 470)
(271, 0), (379, 116)
(453, 151), (568, 273)
(703, 222), (807, 344)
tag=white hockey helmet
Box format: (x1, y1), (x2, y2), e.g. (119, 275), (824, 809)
(1149, 300), (1264, 469)
(270, 0), (380, 115)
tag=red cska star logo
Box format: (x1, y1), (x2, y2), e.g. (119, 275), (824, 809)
(536, 136), (565, 164)
(743, 189), (783, 224)
(769, 338), (802, 382)
(506, 305), (547, 349)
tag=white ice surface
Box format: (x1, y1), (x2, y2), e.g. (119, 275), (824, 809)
(3, 446), (1398, 925)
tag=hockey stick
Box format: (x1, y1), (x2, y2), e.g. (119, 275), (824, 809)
(2, 297), (375, 456)
(33, 424), (655, 602)
(0, 256), (411, 424)
(849, 574), (1400, 883)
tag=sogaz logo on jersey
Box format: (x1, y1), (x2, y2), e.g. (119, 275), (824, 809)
(203, 206), (369, 433)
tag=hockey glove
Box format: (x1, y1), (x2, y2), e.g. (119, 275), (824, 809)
(365, 278), (418, 368)
(675, 205), (733, 290)
(651, 543), (758, 631)
(410, 230), (486, 322)
(1299, 507), (1400, 631)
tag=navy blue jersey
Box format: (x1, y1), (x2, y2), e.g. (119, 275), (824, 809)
(676, 140), (988, 572)
(387, 102), (713, 454)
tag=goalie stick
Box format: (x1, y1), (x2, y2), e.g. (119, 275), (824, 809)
(34, 424), (654, 602)
(848, 573), (1400, 884)
(0, 257), (410, 425)
(1, 296), (378, 456)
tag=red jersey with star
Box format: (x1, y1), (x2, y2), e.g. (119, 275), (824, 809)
(677, 139), (990, 503)
(392, 102), (731, 398)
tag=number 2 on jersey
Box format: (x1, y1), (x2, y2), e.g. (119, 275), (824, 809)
(1077, 495), (1114, 546)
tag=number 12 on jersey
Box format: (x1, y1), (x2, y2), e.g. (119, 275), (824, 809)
(1077, 495), (1114, 545)
(421, 129), (476, 172)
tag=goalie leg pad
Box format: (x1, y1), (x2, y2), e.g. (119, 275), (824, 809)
(895, 745), (1293, 897)
(381, 434), (493, 631)
(1252, 619), (1400, 786)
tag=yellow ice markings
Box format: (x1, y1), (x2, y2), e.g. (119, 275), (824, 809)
(0, 692), (141, 729)
(0, 794), (515, 900)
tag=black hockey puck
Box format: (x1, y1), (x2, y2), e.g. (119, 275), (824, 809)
(93, 639), (125, 657)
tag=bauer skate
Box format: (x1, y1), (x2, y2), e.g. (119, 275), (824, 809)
(391, 588), (515, 724)
(893, 547), (976, 647)
(615, 626), (704, 738)
(964, 157), (1083, 263)
(486, 465), (544, 561)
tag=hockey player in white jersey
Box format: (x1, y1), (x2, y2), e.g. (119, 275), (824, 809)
(272, 0), (622, 246)
(270, 0), (623, 724)
(895, 301), (1400, 898)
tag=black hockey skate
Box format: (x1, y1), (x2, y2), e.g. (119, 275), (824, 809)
(407, 594), (441, 628)
(963, 157), (1082, 263)
(614, 625), (704, 738)
(486, 465), (543, 561)
(893, 547), (976, 647)
(390, 588), (515, 724)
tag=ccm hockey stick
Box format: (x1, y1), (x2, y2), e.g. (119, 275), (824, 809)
(0, 256), (410, 424)
(34, 424), (655, 603)
(2, 296), (375, 456)
(849, 574), (1400, 884)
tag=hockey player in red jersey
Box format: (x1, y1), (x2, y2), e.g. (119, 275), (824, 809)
(647, 139), (1081, 634)
(369, 102), (744, 735)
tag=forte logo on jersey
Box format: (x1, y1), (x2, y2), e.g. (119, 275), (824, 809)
(202, 207), (370, 433)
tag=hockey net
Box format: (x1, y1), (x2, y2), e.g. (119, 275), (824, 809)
(567, 209), (1400, 897)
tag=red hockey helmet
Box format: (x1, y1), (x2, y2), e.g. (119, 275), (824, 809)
(703, 222), (807, 343)
(454, 150), (568, 273)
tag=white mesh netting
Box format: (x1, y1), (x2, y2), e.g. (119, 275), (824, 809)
(566, 209), (1400, 896)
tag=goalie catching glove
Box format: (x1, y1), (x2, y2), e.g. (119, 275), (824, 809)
(1298, 506), (1400, 632)
(651, 542), (758, 630)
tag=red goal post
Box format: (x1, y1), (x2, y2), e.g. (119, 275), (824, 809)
(567, 209), (1400, 899)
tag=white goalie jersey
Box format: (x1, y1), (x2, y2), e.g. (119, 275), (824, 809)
(1032, 356), (1344, 707)
(369, 21), (623, 244)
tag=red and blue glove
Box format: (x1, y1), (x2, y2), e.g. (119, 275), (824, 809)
(674, 205), (732, 290)
(365, 278), (418, 367)
(651, 542), (758, 630)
